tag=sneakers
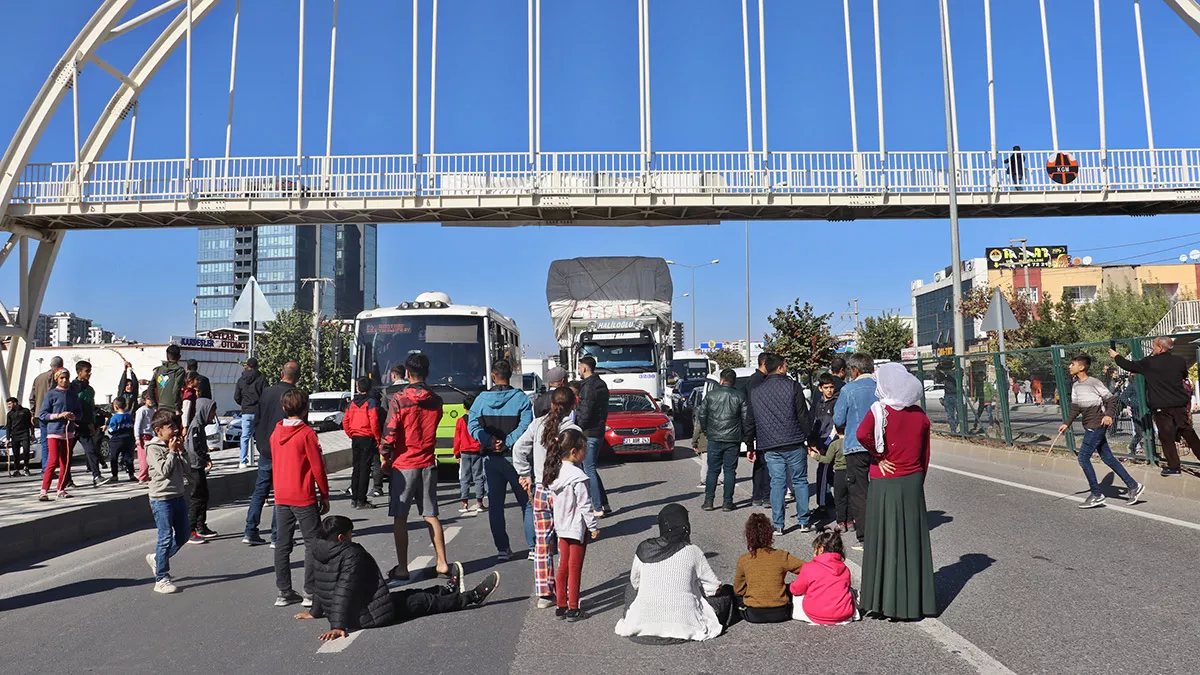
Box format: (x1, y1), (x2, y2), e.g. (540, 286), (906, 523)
(721, 503), (736, 512)
(443, 561), (465, 594)
(497, 549), (512, 562)
(556, 607), (568, 619)
(56, 490), (72, 500)
(242, 533), (268, 546)
(351, 501), (376, 510)
(1079, 493), (1106, 509)
(773, 528), (784, 536)
(467, 571), (501, 606)
(370, 489), (385, 498)
(459, 501), (472, 513)
(591, 510), (605, 519)
(1127, 483), (1146, 506)
(98, 476), (114, 486)
(154, 577), (178, 594)
(274, 590), (304, 607)
(238, 462), (248, 469)
(566, 608), (588, 622)
(473, 502), (486, 513)
(301, 597), (313, 608)
(38, 492), (50, 502)
(700, 501), (716, 511)
(188, 532), (207, 545)
(797, 523), (815, 533)
(695, 482), (706, 490)
(146, 553), (157, 575)
(527, 551), (537, 561)
(1160, 467), (1181, 477)
(197, 526), (218, 538)
(536, 597), (555, 609)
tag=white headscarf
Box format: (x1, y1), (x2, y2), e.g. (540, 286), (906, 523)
(869, 362), (923, 454)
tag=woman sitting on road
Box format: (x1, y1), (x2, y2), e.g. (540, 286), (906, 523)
(614, 504), (735, 644)
(734, 513), (805, 623)
(856, 363), (937, 621)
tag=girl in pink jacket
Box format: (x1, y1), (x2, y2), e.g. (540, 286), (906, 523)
(788, 529), (859, 624)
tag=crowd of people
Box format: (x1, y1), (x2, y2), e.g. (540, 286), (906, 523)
(13, 334), (1200, 644)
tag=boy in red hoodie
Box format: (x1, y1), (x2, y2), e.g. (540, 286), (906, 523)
(788, 529), (859, 625)
(343, 376), (381, 510)
(272, 387), (331, 608)
(454, 393), (485, 514)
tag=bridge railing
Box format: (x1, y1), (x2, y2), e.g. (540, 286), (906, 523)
(10, 148), (1200, 204)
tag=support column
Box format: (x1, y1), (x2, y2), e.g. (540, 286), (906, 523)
(2, 233), (63, 408)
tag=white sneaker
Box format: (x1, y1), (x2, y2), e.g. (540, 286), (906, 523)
(301, 597), (313, 608)
(528, 551), (537, 561)
(238, 462), (248, 469)
(145, 553), (156, 575)
(536, 597), (555, 609)
(154, 577), (178, 594)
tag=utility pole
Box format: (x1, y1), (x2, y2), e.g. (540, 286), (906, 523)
(1010, 238), (1030, 301)
(842, 298), (861, 332)
(301, 277), (335, 388)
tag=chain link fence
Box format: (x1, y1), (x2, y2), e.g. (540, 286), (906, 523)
(903, 336), (1199, 468)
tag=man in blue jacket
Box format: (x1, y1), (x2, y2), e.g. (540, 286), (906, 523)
(832, 352), (878, 545)
(468, 359), (533, 561)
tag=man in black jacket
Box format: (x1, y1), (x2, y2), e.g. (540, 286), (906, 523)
(234, 358), (266, 467)
(295, 516), (499, 641)
(532, 366), (568, 418)
(749, 354), (813, 535)
(575, 356), (611, 515)
(1112, 337), (1200, 476)
(697, 369), (751, 511)
(5, 397), (34, 475)
(243, 361), (300, 546)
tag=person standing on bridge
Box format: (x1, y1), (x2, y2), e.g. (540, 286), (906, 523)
(856, 363), (936, 621)
(1111, 337), (1200, 477)
(834, 352), (878, 546)
(1005, 145), (1026, 189)
(1059, 354), (1145, 509)
(243, 361), (300, 546)
(30, 355), (63, 474)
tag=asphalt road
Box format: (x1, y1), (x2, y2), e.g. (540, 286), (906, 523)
(2, 440), (1198, 674)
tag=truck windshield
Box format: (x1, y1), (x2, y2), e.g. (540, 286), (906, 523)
(580, 342), (656, 371)
(357, 315), (487, 390)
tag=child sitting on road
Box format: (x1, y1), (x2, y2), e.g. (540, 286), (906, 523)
(295, 515), (500, 641)
(788, 528), (858, 625)
(734, 512), (805, 623)
(454, 393), (485, 514)
(546, 428), (599, 621)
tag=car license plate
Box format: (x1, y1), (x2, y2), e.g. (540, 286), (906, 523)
(625, 437), (651, 445)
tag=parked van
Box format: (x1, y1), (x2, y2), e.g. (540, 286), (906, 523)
(308, 391), (352, 432)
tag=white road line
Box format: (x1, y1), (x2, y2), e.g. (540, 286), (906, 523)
(316, 630), (361, 653)
(840, 556), (1016, 675)
(929, 464), (1200, 532)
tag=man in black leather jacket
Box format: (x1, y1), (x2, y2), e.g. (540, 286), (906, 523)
(697, 369), (752, 511)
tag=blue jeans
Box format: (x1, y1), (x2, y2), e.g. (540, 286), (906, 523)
(239, 413), (256, 464)
(583, 436), (609, 509)
(40, 423), (49, 474)
(483, 455), (533, 553)
(764, 448), (810, 530)
(458, 452), (485, 501)
(1078, 427), (1137, 496)
(244, 454), (278, 542)
(150, 496), (190, 581)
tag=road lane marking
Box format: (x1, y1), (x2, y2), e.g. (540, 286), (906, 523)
(929, 464), (1200, 532)
(316, 630), (361, 653)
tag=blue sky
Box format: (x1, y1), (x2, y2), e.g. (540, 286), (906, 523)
(2, 0), (1199, 356)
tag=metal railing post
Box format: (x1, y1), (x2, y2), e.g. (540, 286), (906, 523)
(1051, 346), (1075, 454)
(994, 351), (1014, 446)
(1129, 338), (1158, 466)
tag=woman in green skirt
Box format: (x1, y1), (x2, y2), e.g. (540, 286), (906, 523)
(855, 363), (937, 620)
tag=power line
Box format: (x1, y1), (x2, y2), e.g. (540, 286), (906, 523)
(1075, 230), (1200, 253)
(1101, 238), (1200, 265)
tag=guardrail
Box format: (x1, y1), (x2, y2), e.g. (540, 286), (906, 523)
(1151, 300), (1200, 337)
(11, 148), (1200, 204)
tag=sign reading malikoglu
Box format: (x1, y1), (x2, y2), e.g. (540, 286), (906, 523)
(985, 245), (1070, 270)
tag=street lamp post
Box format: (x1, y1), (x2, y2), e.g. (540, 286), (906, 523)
(666, 259), (720, 350)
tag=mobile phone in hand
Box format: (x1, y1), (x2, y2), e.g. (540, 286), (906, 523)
(1110, 340), (1117, 350)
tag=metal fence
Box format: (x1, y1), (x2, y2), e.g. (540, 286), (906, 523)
(902, 336), (1199, 468)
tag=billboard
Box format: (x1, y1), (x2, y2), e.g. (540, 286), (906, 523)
(985, 245), (1070, 270)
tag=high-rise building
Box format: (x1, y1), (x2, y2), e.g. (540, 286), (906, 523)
(196, 224), (378, 333)
(49, 312), (93, 346)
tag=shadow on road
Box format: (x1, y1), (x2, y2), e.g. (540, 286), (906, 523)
(934, 553), (995, 615)
(927, 510), (953, 531)
(581, 572), (631, 618)
(606, 481), (668, 495)
(0, 577), (144, 612)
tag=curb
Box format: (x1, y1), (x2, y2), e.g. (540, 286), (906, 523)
(932, 436), (1200, 502)
(1, 441), (354, 569)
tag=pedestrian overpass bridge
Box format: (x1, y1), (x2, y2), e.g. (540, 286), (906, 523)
(2, 0), (1200, 406)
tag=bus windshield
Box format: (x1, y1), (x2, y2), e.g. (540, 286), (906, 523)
(580, 341), (656, 372)
(670, 358), (710, 381)
(357, 315), (487, 390)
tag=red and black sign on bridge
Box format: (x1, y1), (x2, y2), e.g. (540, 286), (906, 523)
(1045, 152), (1079, 185)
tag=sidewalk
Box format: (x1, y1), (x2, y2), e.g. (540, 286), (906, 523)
(0, 430), (353, 568)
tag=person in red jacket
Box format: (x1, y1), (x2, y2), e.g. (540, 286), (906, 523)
(454, 393), (485, 514)
(343, 376), (382, 510)
(382, 353), (450, 583)
(272, 387), (331, 608)
(789, 529), (858, 625)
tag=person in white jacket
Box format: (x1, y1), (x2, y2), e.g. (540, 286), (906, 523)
(514, 387), (581, 608)
(545, 427), (599, 621)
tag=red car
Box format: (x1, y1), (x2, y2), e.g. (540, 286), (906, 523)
(603, 390), (675, 460)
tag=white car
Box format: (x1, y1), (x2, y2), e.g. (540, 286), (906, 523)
(309, 391), (352, 432)
(924, 384), (946, 406)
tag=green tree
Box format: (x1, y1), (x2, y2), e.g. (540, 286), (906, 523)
(763, 299), (835, 377)
(858, 313), (912, 361)
(1076, 286), (1172, 342)
(255, 307), (352, 392)
(707, 347), (746, 370)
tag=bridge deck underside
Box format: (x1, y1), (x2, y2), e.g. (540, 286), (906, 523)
(9, 190), (1200, 230)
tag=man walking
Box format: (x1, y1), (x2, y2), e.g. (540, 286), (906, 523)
(70, 361), (104, 487)
(833, 352), (878, 545)
(574, 356), (611, 516)
(749, 354), (813, 535)
(697, 368), (751, 512)
(234, 358), (266, 468)
(469, 358), (534, 560)
(1112, 337), (1200, 476)
(533, 366), (568, 418)
(149, 345), (187, 416)
(743, 352), (773, 507)
(343, 376), (381, 509)
(30, 356), (62, 474)
(5, 397), (34, 475)
(243, 361), (300, 546)
(383, 354), (451, 580)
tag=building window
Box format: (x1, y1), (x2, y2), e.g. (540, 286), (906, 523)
(1144, 283), (1180, 300)
(1016, 287), (1039, 304)
(1062, 285), (1097, 304)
